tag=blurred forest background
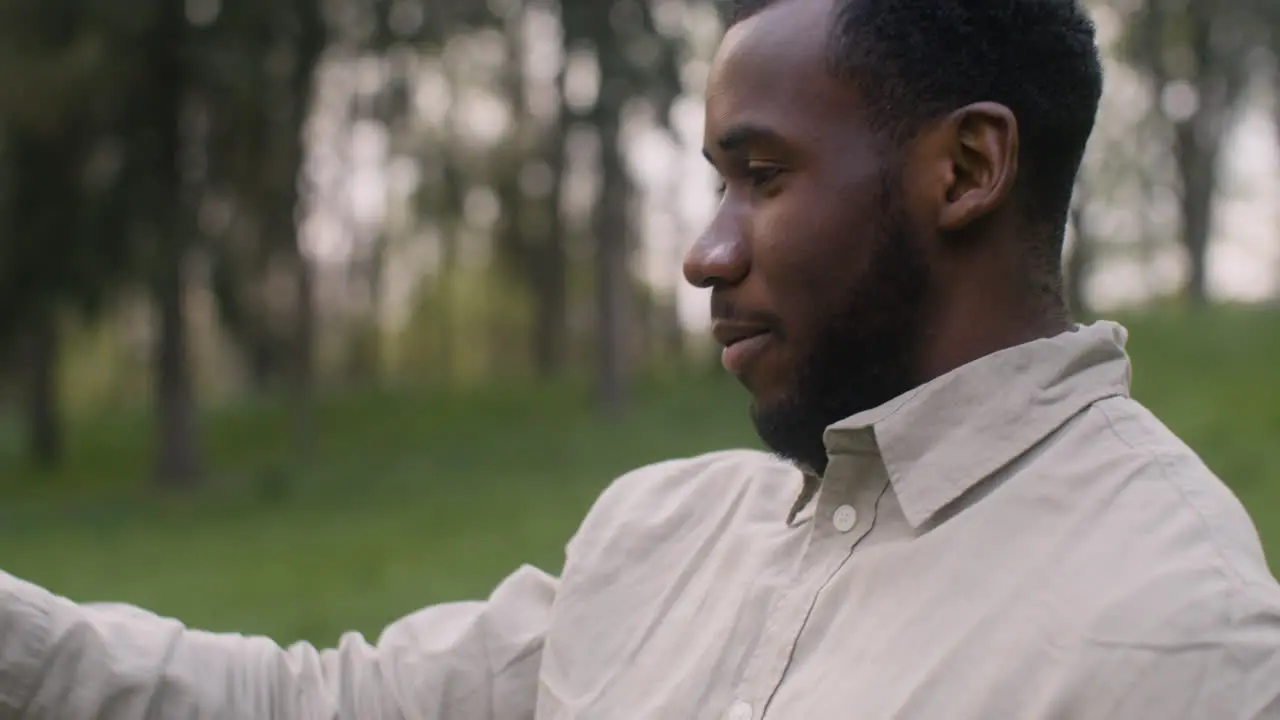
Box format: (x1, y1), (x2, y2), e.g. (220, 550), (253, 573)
(0, 0), (1277, 645)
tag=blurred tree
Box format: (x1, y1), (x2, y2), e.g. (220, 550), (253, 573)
(199, 0), (325, 397)
(135, 0), (202, 488)
(0, 0), (708, 481)
(526, 69), (572, 379)
(0, 0), (136, 468)
(485, 0), (574, 379)
(1066, 191), (1094, 319)
(561, 0), (683, 413)
(194, 0), (327, 456)
(1123, 0), (1264, 304)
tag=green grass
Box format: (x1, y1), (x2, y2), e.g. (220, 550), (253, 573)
(0, 305), (1277, 648)
(0, 372), (760, 646)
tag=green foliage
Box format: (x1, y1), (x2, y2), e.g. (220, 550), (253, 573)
(1121, 304), (1280, 515)
(0, 307), (1276, 646)
(0, 370), (755, 643)
(0, 0), (140, 347)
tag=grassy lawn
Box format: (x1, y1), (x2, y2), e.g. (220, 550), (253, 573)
(0, 305), (1277, 648)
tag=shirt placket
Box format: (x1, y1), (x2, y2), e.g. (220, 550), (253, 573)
(722, 453), (889, 720)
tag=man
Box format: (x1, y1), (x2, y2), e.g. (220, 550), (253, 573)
(2, 0), (1279, 717)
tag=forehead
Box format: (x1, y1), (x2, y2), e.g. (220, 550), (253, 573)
(706, 0), (864, 147)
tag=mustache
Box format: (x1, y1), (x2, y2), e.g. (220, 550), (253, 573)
(710, 292), (785, 337)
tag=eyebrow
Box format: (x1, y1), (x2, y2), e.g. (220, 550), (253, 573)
(701, 122), (786, 163)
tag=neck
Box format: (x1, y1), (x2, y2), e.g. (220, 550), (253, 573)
(917, 241), (1070, 385)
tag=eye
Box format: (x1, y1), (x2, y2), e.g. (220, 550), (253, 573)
(715, 163), (785, 199)
(746, 163), (782, 188)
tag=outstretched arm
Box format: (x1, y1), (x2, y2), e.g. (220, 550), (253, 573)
(0, 564), (556, 719)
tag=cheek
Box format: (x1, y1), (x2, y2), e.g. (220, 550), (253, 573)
(752, 202), (875, 312)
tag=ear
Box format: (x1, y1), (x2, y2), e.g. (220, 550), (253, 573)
(936, 102), (1019, 232)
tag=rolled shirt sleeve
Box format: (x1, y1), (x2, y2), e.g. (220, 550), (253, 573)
(0, 564), (556, 719)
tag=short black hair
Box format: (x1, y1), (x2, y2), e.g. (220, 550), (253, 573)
(729, 0), (1103, 247)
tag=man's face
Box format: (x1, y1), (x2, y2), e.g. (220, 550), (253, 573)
(684, 0), (936, 473)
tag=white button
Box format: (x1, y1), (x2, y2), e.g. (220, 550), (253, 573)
(726, 700), (753, 720)
(833, 504), (858, 532)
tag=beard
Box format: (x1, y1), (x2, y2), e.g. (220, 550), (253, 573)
(751, 174), (932, 476)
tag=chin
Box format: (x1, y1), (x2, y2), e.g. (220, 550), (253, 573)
(743, 378), (793, 415)
(746, 371), (846, 474)
(737, 353), (794, 399)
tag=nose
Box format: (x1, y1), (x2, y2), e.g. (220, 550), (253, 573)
(683, 210), (750, 289)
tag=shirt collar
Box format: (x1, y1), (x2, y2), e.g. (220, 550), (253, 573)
(790, 321), (1133, 528)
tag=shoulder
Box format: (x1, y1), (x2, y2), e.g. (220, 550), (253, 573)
(565, 449), (800, 566)
(1051, 395), (1280, 654)
(1081, 395), (1273, 586)
(1005, 393), (1278, 641)
(1009, 396), (1280, 714)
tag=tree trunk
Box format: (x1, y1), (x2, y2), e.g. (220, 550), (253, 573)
(436, 85), (465, 382)
(281, 0), (325, 456)
(291, 250), (316, 459)
(1169, 2), (1248, 306)
(492, 6), (531, 377)
(659, 297), (684, 360)
(531, 83), (571, 378)
(437, 210), (460, 383)
(1174, 119), (1219, 306)
(1274, 69), (1280, 299)
(531, 224), (569, 378)
(149, 0), (201, 489)
(1065, 200), (1093, 319)
(21, 312), (61, 469)
(246, 334), (276, 392)
(152, 244), (201, 489)
(561, 0), (634, 409)
(593, 110), (631, 413)
(7, 140), (67, 471)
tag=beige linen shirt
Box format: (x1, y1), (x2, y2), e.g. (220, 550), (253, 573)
(2, 321), (1279, 719)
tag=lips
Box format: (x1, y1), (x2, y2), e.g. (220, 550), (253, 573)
(712, 321), (774, 375)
